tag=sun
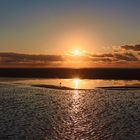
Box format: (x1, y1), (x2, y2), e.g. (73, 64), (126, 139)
(73, 49), (82, 56)
(67, 48), (85, 57)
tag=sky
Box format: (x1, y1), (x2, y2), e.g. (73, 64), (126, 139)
(0, 0), (140, 68)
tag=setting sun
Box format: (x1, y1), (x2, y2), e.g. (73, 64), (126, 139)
(73, 49), (82, 56)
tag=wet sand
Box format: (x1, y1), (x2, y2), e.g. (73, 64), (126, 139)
(0, 83), (140, 139)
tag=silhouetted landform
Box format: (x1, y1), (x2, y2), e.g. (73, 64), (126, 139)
(98, 86), (140, 90)
(33, 84), (140, 90)
(32, 84), (75, 90)
(0, 68), (140, 80)
(32, 84), (90, 90)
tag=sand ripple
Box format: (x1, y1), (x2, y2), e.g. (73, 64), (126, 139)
(0, 84), (140, 140)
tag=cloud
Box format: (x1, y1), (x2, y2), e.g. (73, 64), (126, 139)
(85, 51), (139, 63)
(92, 53), (114, 58)
(0, 43), (140, 68)
(121, 44), (140, 51)
(113, 53), (138, 61)
(0, 53), (64, 65)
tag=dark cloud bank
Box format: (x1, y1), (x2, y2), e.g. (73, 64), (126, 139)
(0, 53), (64, 65)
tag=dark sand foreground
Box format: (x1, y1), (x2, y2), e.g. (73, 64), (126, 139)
(0, 83), (140, 140)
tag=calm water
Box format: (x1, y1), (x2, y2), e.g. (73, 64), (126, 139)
(0, 79), (140, 139)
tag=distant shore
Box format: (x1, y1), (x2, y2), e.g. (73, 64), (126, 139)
(98, 86), (140, 90)
(32, 84), (87, 90)
(32, 84), (75, 90)
(0, 68), (140, 80)
(32, 84), (140, 90)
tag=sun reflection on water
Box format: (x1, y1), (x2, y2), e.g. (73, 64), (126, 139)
(73, 78), (80, 100)
(74, 78), (80, 89)
(71, 78), (85, 134)
(73, 78), (80, 98)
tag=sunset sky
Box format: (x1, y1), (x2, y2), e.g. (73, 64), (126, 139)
(1, 0), (140, 68)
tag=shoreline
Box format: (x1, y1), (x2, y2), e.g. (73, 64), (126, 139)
(97, 86), (140, 90)
(32, 84), (79, 90)
(32, 84), (140, 90)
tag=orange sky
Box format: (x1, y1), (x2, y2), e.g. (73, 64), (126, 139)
(0, 1), (140, 68)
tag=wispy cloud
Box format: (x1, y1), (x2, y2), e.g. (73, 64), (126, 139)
(79, 44), (140, 65)
(84, 52), (139, 63)
(0, 53), (65, 67)
(121, 44), (140, 51)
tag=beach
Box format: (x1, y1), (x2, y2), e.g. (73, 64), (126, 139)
(0, 82), (140, 140)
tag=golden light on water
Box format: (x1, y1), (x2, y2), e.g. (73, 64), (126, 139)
(73, 78), (80, 100)
(74, 78), (80, 89)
